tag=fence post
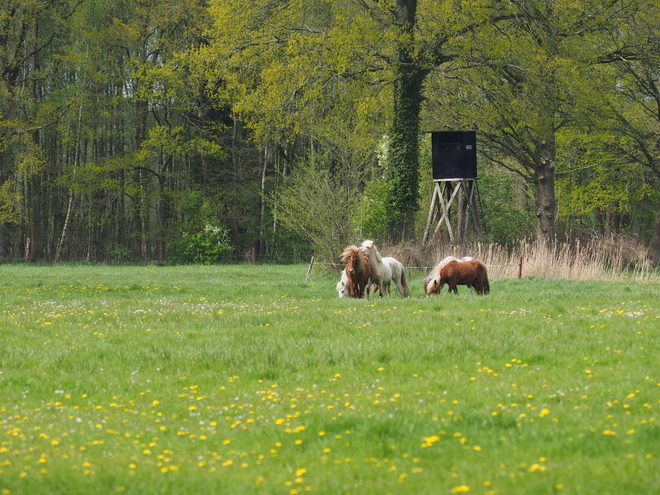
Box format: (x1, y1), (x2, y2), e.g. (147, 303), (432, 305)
(306, 256), (315, 280)
(518, 256), (523, 278)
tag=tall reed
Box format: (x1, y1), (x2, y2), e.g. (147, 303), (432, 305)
(388, 235), (657, 281)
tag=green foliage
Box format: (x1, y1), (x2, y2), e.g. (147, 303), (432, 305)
(167, 192), (232, 264)
(479, 168), (535, 246)
(361, 177), (393, 241)
(167, 225), (232, 265)
(269, 156), (365, 263)
(3, 0), (660, 262)
(361, 136), (398, 240)
(0, 140), (47, 224)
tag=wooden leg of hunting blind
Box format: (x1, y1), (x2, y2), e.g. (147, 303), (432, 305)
(306, 256), (315, 280)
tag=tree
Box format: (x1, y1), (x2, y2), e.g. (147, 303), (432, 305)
(591, 0), (660, 263)
(0, 0), (84, 258)
(384, 0), (428, 241)
(204, 0), (471, 243)
(424, 0), (633, 248)
(55, 0), (218, 261)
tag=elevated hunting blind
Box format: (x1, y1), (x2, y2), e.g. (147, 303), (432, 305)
(431, 131), (477, 180)
(423, 131), (484, 245)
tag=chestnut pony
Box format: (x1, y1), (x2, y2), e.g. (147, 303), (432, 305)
(424, 256), (472, 296)
(425, 259), (489, 296)
(340, 245), (372, 298)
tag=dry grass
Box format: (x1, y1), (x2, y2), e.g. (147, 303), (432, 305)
(383, 235), (659, 281)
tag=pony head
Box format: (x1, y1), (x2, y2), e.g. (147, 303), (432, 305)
(341, 245), (363, 275)
(424, 274), (443, 296)
(360, 239), (383, 262)
(336, 273), (350, 298)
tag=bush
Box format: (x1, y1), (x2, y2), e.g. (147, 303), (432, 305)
(167, 192), (233, 264)
(168, 225), (232, 264)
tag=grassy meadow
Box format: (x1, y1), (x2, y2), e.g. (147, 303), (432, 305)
(0, 263), (659, 494)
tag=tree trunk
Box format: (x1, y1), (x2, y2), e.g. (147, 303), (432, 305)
(594, 207), (605, 235)
(388, 0), (425, 242)
(535, 138), (557, 248)
(258, 145), (268, 259)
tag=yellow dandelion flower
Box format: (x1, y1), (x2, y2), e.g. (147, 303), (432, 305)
(450, 486), (470, 494)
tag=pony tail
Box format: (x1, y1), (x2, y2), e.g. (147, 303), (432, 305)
(400, 271), (411, 297)
(483, 273), (490, 294)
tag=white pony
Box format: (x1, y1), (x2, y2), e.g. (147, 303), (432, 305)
(382, 257), (412, 297)
(336, 270), (350, 298)
(360, 240), (391, 298)
(424, 256), (474, 297)
(359, 240), (410, 298)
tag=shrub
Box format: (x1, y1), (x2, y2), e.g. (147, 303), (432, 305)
(167, 225), (232, 264)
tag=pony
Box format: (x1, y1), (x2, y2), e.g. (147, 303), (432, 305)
(426, 259), (490, 296)
(336, 270), (350, 298)
(340, 245), (372, 298)
(359, 240), (392, 298)
(382, 257), (412, 298)
(424, 256), (474, 296)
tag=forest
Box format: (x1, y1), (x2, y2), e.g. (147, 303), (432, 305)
(2, 0), (660, 265)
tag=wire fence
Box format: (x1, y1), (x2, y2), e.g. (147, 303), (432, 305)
(306, 256), (524, 280)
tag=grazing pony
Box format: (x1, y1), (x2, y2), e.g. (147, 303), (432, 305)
(426, 259), (490, 296)
(382, 257), (412, 297)
(336, 270), (350, 298)
(340, 245), (372, 298)
(424, 256), (474, 296)
(359, 240), (392, 298)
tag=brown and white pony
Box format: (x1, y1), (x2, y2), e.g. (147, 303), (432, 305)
(340, 245), (372, 298)
(425, 257), (489, 296)
(425, 256), (463, 296)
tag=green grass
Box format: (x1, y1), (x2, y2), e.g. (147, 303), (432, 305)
(1, 264), (659, 494)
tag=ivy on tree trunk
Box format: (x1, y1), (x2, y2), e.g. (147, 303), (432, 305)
(386, 0), (427, 242)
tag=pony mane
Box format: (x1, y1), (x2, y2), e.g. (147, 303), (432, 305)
(430, 256), (458, 276)
(340, 245), (360, 262)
